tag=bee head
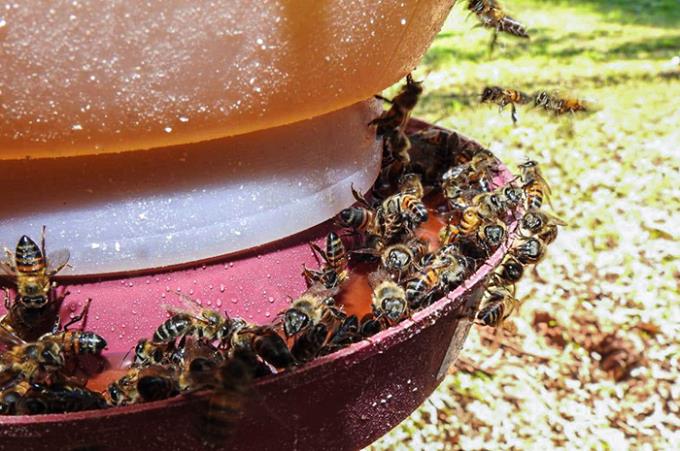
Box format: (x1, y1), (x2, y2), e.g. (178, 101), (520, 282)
(283, 309), (309, 337)
(382, 297), (407, 322)
(484, 224), (506, 247)
(19, 294), (48, 309)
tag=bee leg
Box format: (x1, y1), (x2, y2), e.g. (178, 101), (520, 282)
(488, 30), (499, 55)
(62, 298), (93, 331)
(373, 94), (394, 104)
(3, 288), (10, 309)
(308, 243), (326, 267)
(511, 104), (519, 125)
(40, 225), (47, 257)
(350, 183), (372, 208)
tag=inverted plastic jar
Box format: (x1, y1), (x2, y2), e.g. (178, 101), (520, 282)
(0, 100), (382, 276)
(0, 0), (455, 159)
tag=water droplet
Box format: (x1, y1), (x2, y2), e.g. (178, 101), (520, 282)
(256, 38), (264, 45)
(268, 296), (275, 304)
(69, 313), (75, 319)
(0, 18), (6, 29)
(231, 298), (238, 304)
(206, 300), (212, 306)
(128, 282), (134, 287)
(400, 18), (407, 25)
(161, 293), (166, 299)
(71, 124), (83, 131)
(216, 299), (223, 307)
(179, 116), (189, 123)
(219, 284), (226, 293)
(189, 289), (195, 295)
(164, 126), (173, 133)
(265, 312), (271, 318)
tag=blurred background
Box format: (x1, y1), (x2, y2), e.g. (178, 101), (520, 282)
(371, 1), (679, 449)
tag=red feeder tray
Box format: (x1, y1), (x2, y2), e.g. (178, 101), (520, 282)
(0, 121), (517, 451)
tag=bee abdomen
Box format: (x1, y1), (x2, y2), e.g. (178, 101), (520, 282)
(152, 314), (193, 342)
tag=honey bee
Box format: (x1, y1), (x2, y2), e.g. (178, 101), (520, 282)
(13, 384), (106, 415)
(132, 338), (172, 367)
(477, 285), (519, 328)
(0, 326), (65, 386)
(369, 74), (423, 136)
(0, 380), (31, 415)
(380, 191), (429, 237)
(336, 186), (383, 237)
(0, 229), (70, 341)
(152, 294), (235, 345)
(467, 0), (529, 52)
(519, 160), (552, 210)
(405, 266), (441, 309)
(368, 270), (409, 326)
(520, 209), (565, 245)
(434, 247), (471, 292)
(136, 365), (179, 402)
(459, 207), (486, 236)
(475, 219), (508, 254)
(204, 355), (253, 448)
(280, 289), (339, 339)
(534, 90), (588, 115)
(511, 237), (547, 265)
(354, 237), (427, 280)
(481, 86), (531, 124)
(105, 370), (139, 406)
(230, 324), (296, 370)
(398, 173), (425, 198)
(473, 185), (524, 218)
(304, 232), (349, 289)
(320, 315), (360, 356)
(491, 254), (525, 288)
(383, 128), (412, 165)
(39, 330), (107, 357)
(291, 323), (328, 363)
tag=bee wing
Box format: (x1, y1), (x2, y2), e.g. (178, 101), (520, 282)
(546, 212), (567, 226)
(0, 249), (15, 277)
(0, 323), (25, 346)
(46, 249), (71, 275)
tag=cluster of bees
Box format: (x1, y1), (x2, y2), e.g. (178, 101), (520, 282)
(0, 232), (108, 415)
(0, 73), (561, 447)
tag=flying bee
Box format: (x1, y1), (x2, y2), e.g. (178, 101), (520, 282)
(368, 270), (409, 326)
(467, 0), (529, 52)
(0, 228), (71, 341)
(520, 209), (565, 245)
(477, 285), (520, 328)
(534, 90), (588, 115)
(511, 237), (547, 265)
(204, 355), (253, 448)
(383, 128), (411, 165)
(152, 294), (234, 345)
(519, 160), (552, 210)
(481, 86), (531, 124)
(370, 73), (423, 135)
(279, 288), (340, 339)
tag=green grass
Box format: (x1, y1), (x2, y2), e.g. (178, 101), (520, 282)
(370, 1), (679, 449)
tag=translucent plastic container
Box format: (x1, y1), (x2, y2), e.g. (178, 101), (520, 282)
(0, 100), (382, 276)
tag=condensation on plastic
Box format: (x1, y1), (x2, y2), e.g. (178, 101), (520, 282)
(0, 100), (382, 276)
(0, 0), (455, 159)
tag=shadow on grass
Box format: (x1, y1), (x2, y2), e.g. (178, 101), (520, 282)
(555, 0), (680, 28)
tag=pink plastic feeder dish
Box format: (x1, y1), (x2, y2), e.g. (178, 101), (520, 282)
(0, 121), (517, 451)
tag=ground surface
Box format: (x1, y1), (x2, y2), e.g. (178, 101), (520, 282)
(369, 1), (679, 450)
